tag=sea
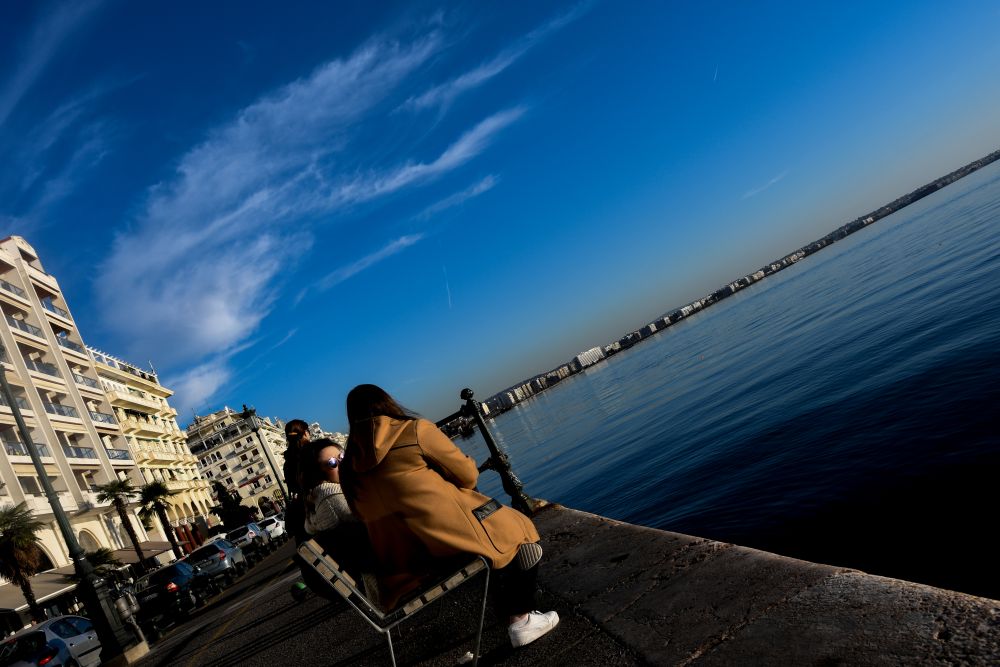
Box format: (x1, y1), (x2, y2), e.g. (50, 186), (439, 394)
(460, 159), (1000, 601)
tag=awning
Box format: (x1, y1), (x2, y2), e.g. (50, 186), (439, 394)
(111, 540), (174, 564)
(0, 571), (77, 612)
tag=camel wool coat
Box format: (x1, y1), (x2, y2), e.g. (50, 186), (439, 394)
(345, 416), (539, 609)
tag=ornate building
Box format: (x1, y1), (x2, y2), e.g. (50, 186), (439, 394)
(186, 407), (286, 517)
(0, 236), (157, 576)
(88, 347), (214, 551)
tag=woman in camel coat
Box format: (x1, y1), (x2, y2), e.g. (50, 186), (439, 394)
(339, 384), (559, 648)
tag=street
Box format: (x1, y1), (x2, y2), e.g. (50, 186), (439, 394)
(134, 540), (583, 667)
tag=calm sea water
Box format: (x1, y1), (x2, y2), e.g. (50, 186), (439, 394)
(461, 161), (1000, 600)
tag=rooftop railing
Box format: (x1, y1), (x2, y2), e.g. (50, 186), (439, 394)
(44, 401), (79, 418)
(0, 279), (26, 298)
(5, 315), (43, 337)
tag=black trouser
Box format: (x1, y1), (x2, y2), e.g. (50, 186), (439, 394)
(494, 561), (539, 617)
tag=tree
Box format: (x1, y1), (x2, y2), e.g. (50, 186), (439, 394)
(209, 481), (254, 531)
(0, 502), (47, 622)
(139, 481), (183, 559)
(96, 478), (145, 571)
(67, 548), (123, 583)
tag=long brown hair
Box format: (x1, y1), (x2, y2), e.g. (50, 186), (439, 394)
(345, 384), (416, 426)
(341, 384), (417, 503)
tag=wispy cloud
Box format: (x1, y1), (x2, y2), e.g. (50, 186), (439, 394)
(305, 233), (426, 301)
(416, 174), (498, 220)
(742, 170), (788, 200)
(0, 0), (103, 127)
(401, 2), (591, 113)
(93, 26), (527, 413)
(443, 265), (453, 309)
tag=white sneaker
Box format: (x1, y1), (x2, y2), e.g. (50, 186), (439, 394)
(509, 610), (560, 648)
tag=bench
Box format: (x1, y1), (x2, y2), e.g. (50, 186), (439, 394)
(297, 539), (491, 666)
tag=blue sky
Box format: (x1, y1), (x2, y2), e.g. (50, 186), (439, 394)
(2, 1), (999, 430)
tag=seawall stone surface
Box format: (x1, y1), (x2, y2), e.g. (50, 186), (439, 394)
(533, 504), (999, 665)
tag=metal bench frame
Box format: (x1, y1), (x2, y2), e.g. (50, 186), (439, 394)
(298, 539), (491, 666)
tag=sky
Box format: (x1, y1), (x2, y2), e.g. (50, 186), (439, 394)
(2, 1), (999, 432)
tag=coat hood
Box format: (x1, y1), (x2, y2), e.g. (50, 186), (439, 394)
(349, 416), (415, 473)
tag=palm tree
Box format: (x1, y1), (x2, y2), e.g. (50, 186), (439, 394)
(96, 478), (145, 570)
(0, 502), (47, 622)
(139, 481), (183, 559)
(67, 548), (123, 582)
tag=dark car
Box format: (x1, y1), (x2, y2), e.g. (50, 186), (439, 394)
(226, 522), (273, 562)
(188, 539), (247, 587)
(135, 561), (211, 636)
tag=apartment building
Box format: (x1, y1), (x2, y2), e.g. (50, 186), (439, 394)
(89, 347), (214, 550)
(186, 407), (286, 516)
(0, 236), (155, 571)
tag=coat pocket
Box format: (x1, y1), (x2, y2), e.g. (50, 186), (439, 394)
(471, 498), (527, 555)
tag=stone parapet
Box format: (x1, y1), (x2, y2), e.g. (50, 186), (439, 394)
(533, 504), (999, 665)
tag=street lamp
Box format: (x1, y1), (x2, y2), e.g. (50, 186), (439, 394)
(0, 343), (132, 660)
(239, 405), (288, 505)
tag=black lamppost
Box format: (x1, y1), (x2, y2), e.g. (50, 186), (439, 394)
(0, 342), (132, 660)
(460, 388), (538, 516)
(239, 405), (288, 505)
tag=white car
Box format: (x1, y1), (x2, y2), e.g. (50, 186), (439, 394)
(258, 515), (286, 541)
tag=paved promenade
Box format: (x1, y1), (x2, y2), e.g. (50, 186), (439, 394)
(138, 503), (1000, 665)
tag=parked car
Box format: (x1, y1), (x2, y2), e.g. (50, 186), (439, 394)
(258, 516), (286, 543)
(135, 561), (211, 636)
(0, 615), (101, 667)
(188, 539), (247, 587)
(226, 522), (273, 561)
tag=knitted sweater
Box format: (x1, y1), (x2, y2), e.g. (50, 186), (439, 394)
(304, 481), (355, 535)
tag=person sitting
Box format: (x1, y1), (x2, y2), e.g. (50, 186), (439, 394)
(283, 419), (311, 544)
(339, 384), (559, 649)
(300, 438), (354, 534)
(298, 437), (372, 583)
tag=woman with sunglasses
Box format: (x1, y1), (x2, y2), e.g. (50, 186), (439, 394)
(299, 438), (354, 534)
(339, 384), (559, 649)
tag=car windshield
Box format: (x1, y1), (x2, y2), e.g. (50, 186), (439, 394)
(227, 527), (249, 540)
(0, 632), (46, 666)
(139, 565), (181, 588)
(191, 545), (223, 560)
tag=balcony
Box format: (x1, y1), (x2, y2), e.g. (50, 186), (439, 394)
(56, 336), (86, 355)
(121, 416), (163, 436)
(24, 492), (77, 513)
(107, 388), (161, 412)
(105, 448), (132, 461)
(43, 401), (79, 418)
(24, 358), (61, 378)
(40, 299), (70, 320)
(0, 278), (27, 299)
(62, 444), (98, 460)
(5, 315), (43, 338)
(3, 440), (52, 457)
(0, 393), (29, 410)
(89, 410), (117, 425)
(80, 490), (110, 509)
(164, 479), (190, 492)
(72, 372), (101, 390)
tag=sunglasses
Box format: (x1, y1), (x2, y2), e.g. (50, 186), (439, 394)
(324, 454), (344, 469)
